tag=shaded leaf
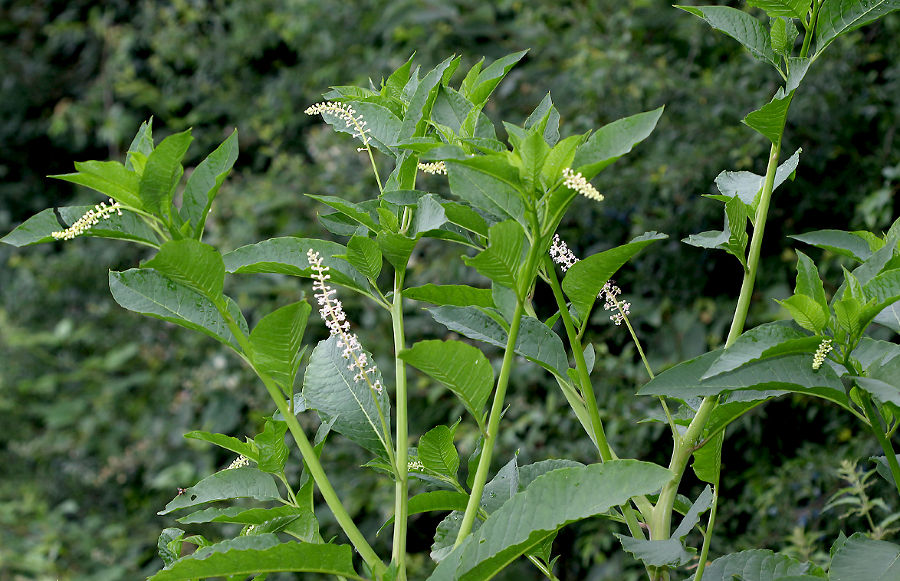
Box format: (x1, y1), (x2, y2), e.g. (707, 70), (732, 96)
(702, 549), (813, 581)
(158, 468), (281, 514)
(1, 205), (157, 247)
(677, 5), (779, 67)
(180, 129), (238, 237)
(830, 533), (900, 580)
(139, 129), (193, 217)
(572, 107), (664, 180)
(816, 0), (900, 56)
(790, 229), (873, 261)
(142, 239), (225, 301)
(419, 425), (460, 478)
(404, 284), (494, 308)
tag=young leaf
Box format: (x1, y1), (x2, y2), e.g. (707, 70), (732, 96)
(142, 239), (225, 302)
(126, 118), (154, 172)
(158, 467), (282, 514)
(403, 284), (494, 308)
(777, 293), (829, 333)
(398, 339), (493, 429)
(254, 418), (289, 474)
(349, 101), (403, 153)
(447, 159), (527, 226)
(147, 540), (363, 581)
(743, 88), (793, 145)
(693, 432), (725, 485)
(341, 235), (382, 281)
(790, 229), (873, 261)
(440, 200), (489, 237)
(815, 0), (900, 57)
(794, 250), (829, 311)
(701, 549), (815, 581)
(829, 533), (900, 581)
(748, 0), (811, 18)
(676, 5), (779, 68)
(302, 335), (391, 457)
(1, 205), (158, 247)
(413, 193), (449, 235)
(524, 92), (561, 146)
(427, 461), (673, 581)
(467, 50), (528, 107)
(562, 232), (667, 319)
(139, 129), (193, 218)
(50, 160), (144, 210)
(249, 301), (311, 393)
(571, 107), (664, 181)
(400, 55), (458, 140)
(307, 194), (379, 231)
(184, 431), (259, 462)
(180, 129), (238, 238)
(377, 230), (417, 270)
(419, 425), (460, 478)
(109, 268), (246, 350)
(463, 220), (525, 290)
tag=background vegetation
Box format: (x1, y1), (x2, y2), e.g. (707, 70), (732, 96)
(0, 1), (897, 579)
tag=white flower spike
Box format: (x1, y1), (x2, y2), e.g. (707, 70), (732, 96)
(52, 198), (123, 241)
(562, 168), (604, 202)
(305, 101), (371, 146)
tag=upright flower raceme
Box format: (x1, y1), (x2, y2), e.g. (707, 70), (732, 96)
(813, 338), (833, 370)
(307, 249), (383, 394)
(562, 168), (604, 202)
(549, 234), (630, 325)
(52, 198), (123, 240)
(304, 101), (370, 148)
(417, 161), (447, 175)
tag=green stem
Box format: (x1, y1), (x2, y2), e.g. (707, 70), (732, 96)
(390, 268), (409, 580)
(860, 391), (900, 499)
(693, 485), (719, 581)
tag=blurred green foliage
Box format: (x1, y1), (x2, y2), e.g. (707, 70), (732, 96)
(0, 1), (897, 578)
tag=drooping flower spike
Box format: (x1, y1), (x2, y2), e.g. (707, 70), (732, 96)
(305, 101), (371, 147)
(307, 249), (383, 394)
(52, 198), (123, 241)
(417, 161), (447, 175)
(562, 168), (604, 202)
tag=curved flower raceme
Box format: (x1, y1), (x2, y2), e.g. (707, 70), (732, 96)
(307, 249), (383, 394)
(562, 167), (604, 202)
(52, 198), (123, 241)
(549, 234), (630, 325)
(304, 101), (371, 147)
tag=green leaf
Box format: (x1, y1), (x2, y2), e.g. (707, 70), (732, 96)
(126, 118), (154, 172)
(724, 195), (750, 270)
(712, 148), (802, 219)
(524, 92), (561, 146)
(638, 350), (850, 411)
(815, 0), (900, 57)
(143, 239), (225, 301)
(748, 0), (811, 18)
(419, 425), (460, 478)
(139, 129), (193, 218)
(467, 50), (528, 107)
(108, 268), (246, 349)
(770, 17), (790, 55)
(377, 230), (418, 270)
(447, 160), (526, 226)
(562, 232), (667, 318)
(352, 101), (403, 153)
(414, 193), (450, 235)
(307, 195), (379, 231)
(828, 533), (900, 581)
(50, 160), (143, 210)
(224, 237), (372, 297)
(178, 505), (310, 525)
(148, 540), (362, 581)
(744, 88), (793, 145)
(1, 205), (158, 247)
(302, 335), (391, 456)
(404, 284), (494, 308)
(693, 432), (725, 485)
(863, 269), (900, 333)
(249, 301), (311, 393)
(777, 293), (829, 333)
(399, 340), (493, 428)
(184, 431), (258, 462)
(571, 107), (664, 180)
(254, 419), (289, 474)
(701, 549), (814, 581)
(703, 321), (820, 379)
(432, 85), (475, 135)
(794, 250), (829, 311)
(158, 467), (281, 514)
(463, 220), (525, 290)
(401, 55), (458, 139)
(790, 229), (873, 261)
(427, 307), (569, 377)
(677, 5), (779, 67)
(427, 461), (673, 581)
(180, 129), (238, 238)
(157, 528), (183, 568)
(440, 200), (489, 237)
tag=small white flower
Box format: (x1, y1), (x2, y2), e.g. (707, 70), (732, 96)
(417, 161), (447, 175)
(408, 459), (424, 471)
(812, 338), (833, 370)
(308, 249), (383, 394)
(305, 101), (370, 145)
(52, 198), (123, 240)
(549, 234), (579, 271)
(602, 280), (630, 326)
(227, 455), (251, 470)
(562, 168), (604, 202)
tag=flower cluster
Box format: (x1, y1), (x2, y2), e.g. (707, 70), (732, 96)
(308, 249), (384, 394)
(813, 338), (833, 370)
(562, 168), (604, 202)
(549, 234), (579, 271)
(407, 459), (424, 471)
(601, 280), (630, 326)
(51, 198), (123, 240)
(305, 101), (370, 146)
(227, 455), (251, 470)
(417, 161), (447, 175)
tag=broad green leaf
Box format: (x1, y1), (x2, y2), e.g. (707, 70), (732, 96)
(516, 129), (551, 190)
(770, 17), (791, 56)
(180, 129), (238, 238)
(748, 0), (811, 18)
(148, 539), (362, 581)
(158, 467), (281, 514)
(404, 284), (494, 308)
(157, 528), (183, 568)
(863, 269), (900, 333)
(427, 306), (569, 377)
(432, 85), (474, 135)
(571, 107), (664, 180)
(126, 118), (154, 172)
(250, 301), (310, 393)
(139, 129), (193, 217)
(703, 321), (819, 379)
(463, 220), (525, 290)
(419, 425), (460, 478)
(467, 50), (528, 107)
(702, 549), (814, 581)
(794, 250), (829, 311)
(638, 350), (850, 411)
(447, 160), (526, 226)
(693, 432), (725, 484)
(562, 232), (667, 318)
(440, 200), (489, 237)
(724, 195), (750, 270)
(302, 335), (391, 456)
(50, 160), (143, 210)
(351, 101), (402, 153)
(377, 230), (417, 270)
(414, 193), (450, 234)
(401, 55), (458, 139)
(143, 239), (225, 301)
(711, 148), (802, 219)
(744, 89), (793, 145)
(224, 237), (371, 296)
(108, 268), (246, 349)
(410, 491), (469, 515)
(524, 92), (561, 146)
(427, 461), (672, 581)
(399, 339), (493, 428)
(785, 56), (812, 92)
(790, 229), (873, 261)
(815, 0), (900, 57)
(177, 505), (310, 525)
(307, 194), (379, 231)
(777, 293), (828, 333)
(677, 5), (779, 67)
(828, 533), (900, 581)
(1, 205), (157, 247)
(254, 419), (289, 474)
(184, 431), (258, 461)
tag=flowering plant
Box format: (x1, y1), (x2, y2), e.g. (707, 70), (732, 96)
(4, 2), (900, 580)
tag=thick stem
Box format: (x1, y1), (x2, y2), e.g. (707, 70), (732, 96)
(390, 270), (409, 579)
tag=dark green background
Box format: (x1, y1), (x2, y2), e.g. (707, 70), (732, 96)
(1, 1), (897, 579)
